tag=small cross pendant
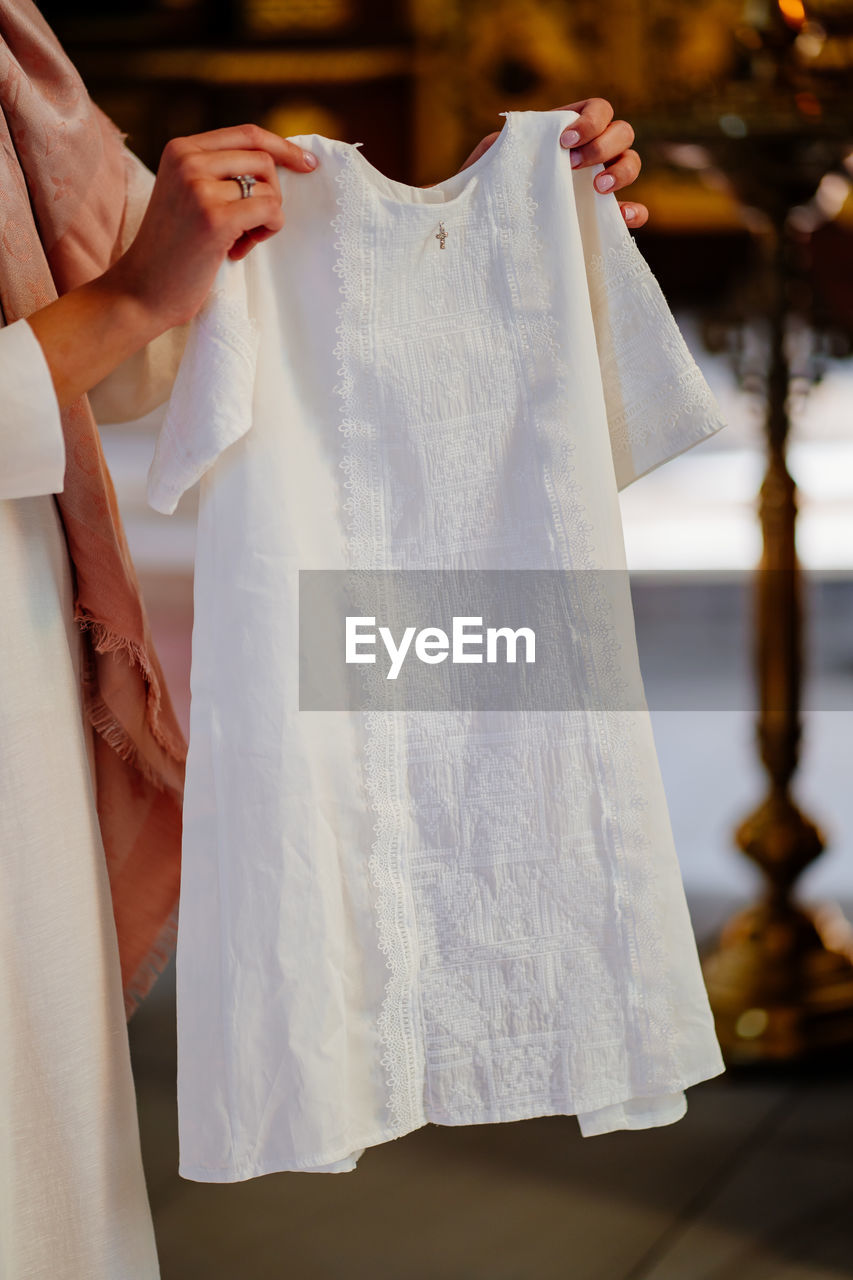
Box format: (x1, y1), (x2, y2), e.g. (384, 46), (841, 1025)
(436, 221), (447, 249)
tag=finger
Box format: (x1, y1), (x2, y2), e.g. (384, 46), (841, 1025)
(228, 225), (275, 261)
(618, 201), (649, 229)
(184, 148), (281, 188)
(552, 97), (614, 148)
(458, 131), (500, 173)
(592, 149), (642, 193)
(216, 177), (279, 205)
(570, 120), (636, 168)
(169, 123), (318, 172)
(219, 191), (285, 245)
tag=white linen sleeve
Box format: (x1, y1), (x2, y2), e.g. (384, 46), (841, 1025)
(146, 254), (259, 515)
(574, 164), (727, 491)
(0, 317), (65, 498)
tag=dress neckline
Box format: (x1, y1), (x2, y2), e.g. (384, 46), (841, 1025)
(342, 111), (514, 211)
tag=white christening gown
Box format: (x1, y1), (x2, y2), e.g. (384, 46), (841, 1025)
(148, 107), (728, 1181)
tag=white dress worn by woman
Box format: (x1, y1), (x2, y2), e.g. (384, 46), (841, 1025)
(0, 150), (185, 1280)
(148, 107), (728, 1182)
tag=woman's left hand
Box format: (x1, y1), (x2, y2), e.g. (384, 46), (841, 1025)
(460, 97), (647, 229)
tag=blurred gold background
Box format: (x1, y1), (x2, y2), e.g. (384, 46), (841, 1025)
(33, 4), (853, 1274)
(40, 0), (853, 339)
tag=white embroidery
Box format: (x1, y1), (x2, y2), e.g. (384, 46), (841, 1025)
(330, 114), (697, 1134)
(490, 115), (684, 1102)
(587, 235), (727, 489)
(331, 148), (425, 1134)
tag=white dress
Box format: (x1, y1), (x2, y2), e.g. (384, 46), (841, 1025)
(148, 107), (728, 1182)
(0, 320), (161, 1278)
(0, 145), (186, 1278)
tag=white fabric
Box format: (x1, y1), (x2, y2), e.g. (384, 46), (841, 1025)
(0, 318), (65, 499)
(0, 493), (161, 1279)
(149, 107), (728, 1182)
(0, 148), (168, 1277)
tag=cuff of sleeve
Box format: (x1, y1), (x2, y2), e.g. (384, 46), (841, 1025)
(147, 256), (259, 516)
(1, 318), (65, 498)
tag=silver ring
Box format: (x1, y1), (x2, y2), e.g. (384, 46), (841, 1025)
(231, 174), (258, 199)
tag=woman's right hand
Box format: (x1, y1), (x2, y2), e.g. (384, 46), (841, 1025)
(26, 124), (318, 411)
(106, 123), (319, 333)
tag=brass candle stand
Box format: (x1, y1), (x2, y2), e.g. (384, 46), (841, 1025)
(700, 215), (853, 1063)
(678, 2), (853, 1063)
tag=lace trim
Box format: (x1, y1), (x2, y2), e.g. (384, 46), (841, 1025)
(494, 115), (684, 1093)
(331, 149), (424, 1133)
(586, 235), (727, 490)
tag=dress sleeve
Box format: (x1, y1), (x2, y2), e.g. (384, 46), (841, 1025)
(573, 164), (727, 491)
(86, 145), (192, 425)
(146, 254), (259, 515)
(0, 316), (65, 499)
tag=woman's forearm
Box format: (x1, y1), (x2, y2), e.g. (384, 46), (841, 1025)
(26, 268), (165, 413)
(24, 125), (321, 415)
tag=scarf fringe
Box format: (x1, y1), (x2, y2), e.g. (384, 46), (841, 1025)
(85, 688), (177, 793)
(76, 613), (184, 1021)
(76, 610), (188, 768)
(123, 896), (180, 1022)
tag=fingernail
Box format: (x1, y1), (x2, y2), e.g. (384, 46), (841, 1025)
(596, 173), (615, 191)
(623, 206), (636, 221)
(561, 129), (580, 148)
(570, 150), (582, 167)
(303, 150), (318, 169)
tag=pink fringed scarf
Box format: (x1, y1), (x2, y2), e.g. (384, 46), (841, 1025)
(1, 0), (186, 1018)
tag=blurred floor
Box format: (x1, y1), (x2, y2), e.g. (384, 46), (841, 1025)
(130, 893), (853, 1280)
(132, 570), (853, 1280)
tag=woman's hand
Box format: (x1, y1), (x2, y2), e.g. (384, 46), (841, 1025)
(460, 98), (647, 229)
(108, 123), (319, 333)
(27, 124), (319, 410)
